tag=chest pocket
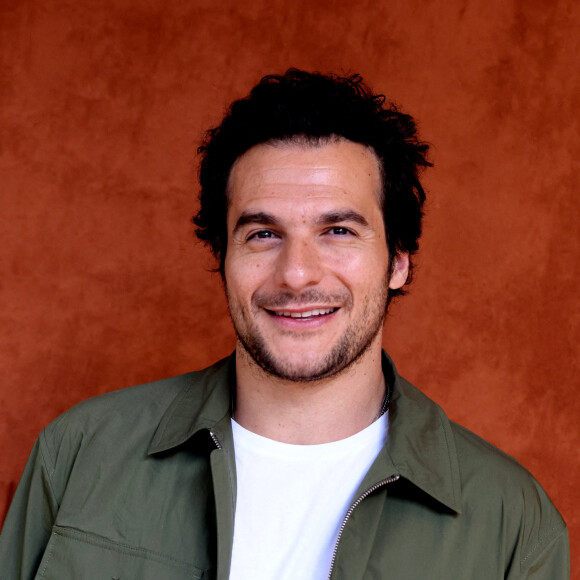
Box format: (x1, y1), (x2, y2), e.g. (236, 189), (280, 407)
(35, 526), (207, 580)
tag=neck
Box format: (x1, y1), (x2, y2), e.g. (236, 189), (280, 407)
(233, 337), (386, 444)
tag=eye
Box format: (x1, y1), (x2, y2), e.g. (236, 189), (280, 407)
(327, 226), (354, 236)
(247, 230), (278, 241)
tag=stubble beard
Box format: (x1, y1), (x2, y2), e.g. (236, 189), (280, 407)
(226, 279), (390, 383)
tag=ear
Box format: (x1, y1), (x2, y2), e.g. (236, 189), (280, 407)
(388, 253), (409, 290)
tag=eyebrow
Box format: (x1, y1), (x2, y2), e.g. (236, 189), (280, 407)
(315, 210), (370, 228)
(232, 208), (370, 235)
(233, 211), (281, 235)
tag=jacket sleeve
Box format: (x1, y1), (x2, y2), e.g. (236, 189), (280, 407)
(0, 435), (59, 580)
(520, 524), (570, 580)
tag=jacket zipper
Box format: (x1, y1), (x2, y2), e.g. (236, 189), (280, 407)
(327, 474), (400, 580)
(209, 430), (222, 450)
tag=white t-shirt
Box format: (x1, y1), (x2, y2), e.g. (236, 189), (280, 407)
(229, 413), (388, 580)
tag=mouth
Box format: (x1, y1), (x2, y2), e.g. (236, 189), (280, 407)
(266, 307), (339, 321)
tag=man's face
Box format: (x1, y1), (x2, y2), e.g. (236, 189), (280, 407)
(224, 138), (408, 382)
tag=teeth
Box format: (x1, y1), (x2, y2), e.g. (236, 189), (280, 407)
(275, 308), (337, 318)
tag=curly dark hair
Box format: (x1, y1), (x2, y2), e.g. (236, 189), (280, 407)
(193, 69), (431, 298)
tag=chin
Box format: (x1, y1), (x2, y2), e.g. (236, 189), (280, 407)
(269, 361), (338, 382)
(240, 335), (371, 383)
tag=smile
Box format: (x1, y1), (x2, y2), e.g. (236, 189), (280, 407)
(269, 307), (339, 319)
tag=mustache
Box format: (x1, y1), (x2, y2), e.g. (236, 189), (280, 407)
(253, 289), (351, 309)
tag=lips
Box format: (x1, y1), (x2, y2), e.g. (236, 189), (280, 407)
(271, 307), (338, 319)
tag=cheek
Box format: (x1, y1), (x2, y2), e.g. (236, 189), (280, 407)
(323, 247), (389, 279)
(225, 256), (270, 300)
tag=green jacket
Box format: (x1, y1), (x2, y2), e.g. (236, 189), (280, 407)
(0, 353), (569, 579)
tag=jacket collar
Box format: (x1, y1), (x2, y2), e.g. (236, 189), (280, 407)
(381, 351), (462, 513)
(148, 355), (234, 454)
(148, 351), (462, 513)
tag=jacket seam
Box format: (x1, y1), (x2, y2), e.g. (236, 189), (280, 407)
(38, 430), (59, 508)
(520, 521), (567, 568)
(36, 536), (55, 578)
(51, 526), (205, 574)
(436, 406), (461, 510)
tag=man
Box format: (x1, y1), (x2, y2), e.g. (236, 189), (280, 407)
(0, 70), (569, 579)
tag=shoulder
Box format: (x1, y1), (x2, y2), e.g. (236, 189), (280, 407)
(38, 362), (225, 472)
(391, 370), (568, 574)
(43, 372), (191, 443)
(395, 373), (560, 511)
(449, 417), (558, 509)
(449, 413), (567, 572)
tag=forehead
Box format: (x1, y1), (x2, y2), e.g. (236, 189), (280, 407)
(226, 139), (383, 217)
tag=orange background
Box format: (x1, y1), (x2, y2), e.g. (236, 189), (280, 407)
(1, 0), (578, 574)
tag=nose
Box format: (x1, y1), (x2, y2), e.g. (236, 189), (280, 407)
(274, 237), (323, 292)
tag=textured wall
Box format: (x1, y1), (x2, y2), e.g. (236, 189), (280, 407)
(1, 0), (578, 573)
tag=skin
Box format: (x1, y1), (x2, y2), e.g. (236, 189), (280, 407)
(224, 138), (408, 444)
